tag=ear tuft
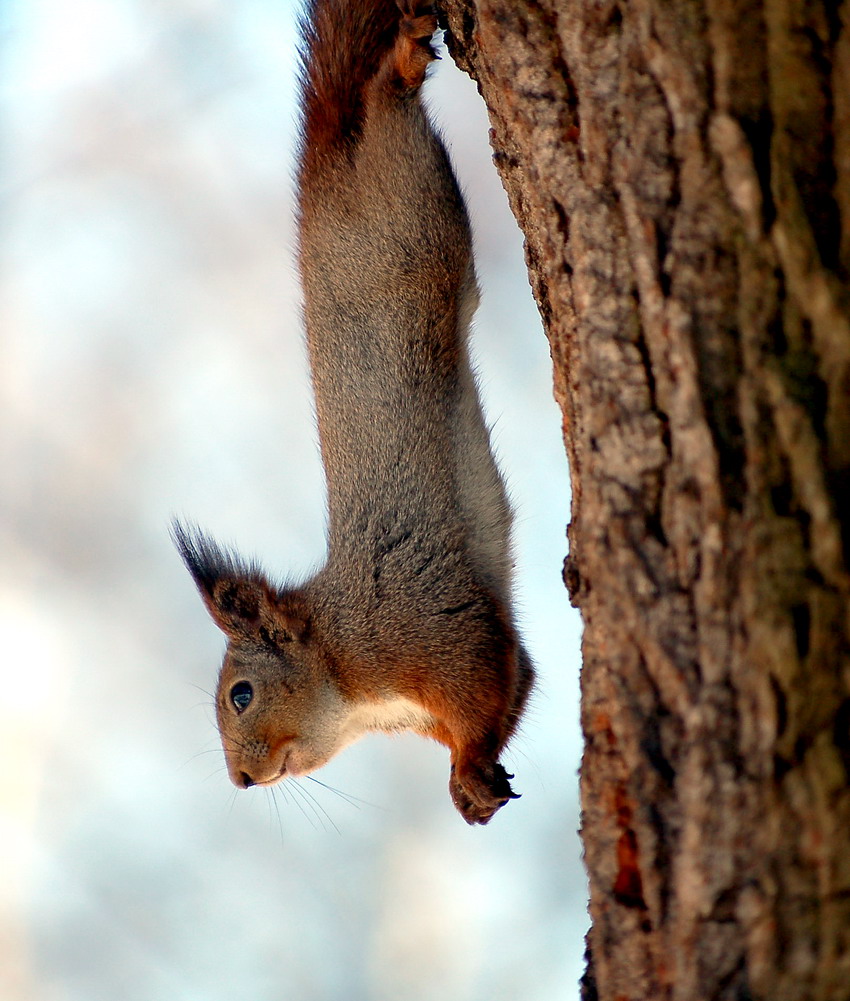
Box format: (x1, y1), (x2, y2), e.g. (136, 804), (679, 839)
(171, 521), (252, 595)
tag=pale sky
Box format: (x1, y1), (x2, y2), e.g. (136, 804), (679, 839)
(1, 2), (586, 999)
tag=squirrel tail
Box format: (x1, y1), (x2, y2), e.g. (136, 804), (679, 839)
(297, 0), (400, 173)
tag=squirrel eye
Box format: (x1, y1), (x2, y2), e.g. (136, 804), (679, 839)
(230, 681), (253, 714)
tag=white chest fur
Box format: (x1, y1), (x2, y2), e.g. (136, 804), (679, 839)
(341, 697), (435, 744)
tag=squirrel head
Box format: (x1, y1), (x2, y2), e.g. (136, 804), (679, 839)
(173, 523), (349, 788)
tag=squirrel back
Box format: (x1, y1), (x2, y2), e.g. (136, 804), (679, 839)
(176, 0), (533, 825)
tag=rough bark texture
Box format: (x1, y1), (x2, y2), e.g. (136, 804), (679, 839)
(439, 1), (850, 998)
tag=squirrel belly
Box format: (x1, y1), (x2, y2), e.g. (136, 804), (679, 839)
(175, 0), (534, 825)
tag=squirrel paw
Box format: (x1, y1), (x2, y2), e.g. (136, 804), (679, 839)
(449, 759), (520, 826)
(392, 4), (439, 90)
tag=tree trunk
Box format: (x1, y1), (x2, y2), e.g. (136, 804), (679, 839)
(440, 1), (850, 998)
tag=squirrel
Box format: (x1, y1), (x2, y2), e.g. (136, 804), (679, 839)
(174, 0), (534, 825)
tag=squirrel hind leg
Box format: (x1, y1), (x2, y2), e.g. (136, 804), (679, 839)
(387, 4), (439, 92)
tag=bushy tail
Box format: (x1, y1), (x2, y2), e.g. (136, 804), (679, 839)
(297, 0), (400, 177)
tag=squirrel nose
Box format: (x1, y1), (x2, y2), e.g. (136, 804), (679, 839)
(239, 771), (255, 788)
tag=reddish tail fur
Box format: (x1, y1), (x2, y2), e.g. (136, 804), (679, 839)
(297, 0), (400, 174)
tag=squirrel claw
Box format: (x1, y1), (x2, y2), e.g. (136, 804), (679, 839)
(450, 759), (520, 825)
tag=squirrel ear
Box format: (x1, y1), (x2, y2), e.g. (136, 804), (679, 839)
(265, 592), (311, 645)
(209, 582), (312, 646)
(206, 576), (268, 638)
(173, 522), (276, 640)
(172, 521), (311, 644)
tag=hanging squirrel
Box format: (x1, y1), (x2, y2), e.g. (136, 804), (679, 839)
(175, 0), (534, 825)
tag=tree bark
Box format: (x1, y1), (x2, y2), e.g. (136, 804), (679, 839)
(439, 1), (850, 998)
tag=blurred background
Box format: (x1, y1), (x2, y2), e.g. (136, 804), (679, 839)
(0, 1), (585, 998)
